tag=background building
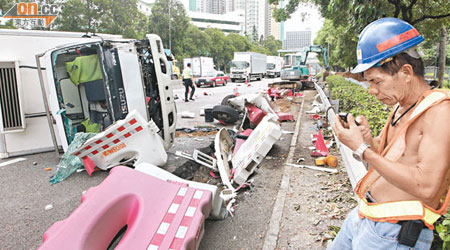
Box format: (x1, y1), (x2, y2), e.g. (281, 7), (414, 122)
(188, 10), (244, 34)
(283, 30), (311, 50)
(140, 0), (283, 40)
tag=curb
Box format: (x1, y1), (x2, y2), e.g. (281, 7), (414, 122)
(262, 96), (305, 250)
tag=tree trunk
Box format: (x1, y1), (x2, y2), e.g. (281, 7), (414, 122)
(437, 26), (447, 88)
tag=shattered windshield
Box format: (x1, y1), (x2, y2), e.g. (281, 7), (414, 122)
(267, 63), (275, 70)
(231, 61), (249, 69)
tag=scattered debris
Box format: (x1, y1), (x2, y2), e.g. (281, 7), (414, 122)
(180, 111), (196, 118)
(297, 158), (305, 163)
(45, 204), (53, 210)
(286, 163), (338, 174)
(44, 167), (52, 171)
(33, 162), (38, 165)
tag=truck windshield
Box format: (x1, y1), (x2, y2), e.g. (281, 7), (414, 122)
(231, 61), (249, 69)
(267, 63), (275, 70)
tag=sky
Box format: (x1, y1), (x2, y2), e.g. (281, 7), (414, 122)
(283, 3), (324, 43)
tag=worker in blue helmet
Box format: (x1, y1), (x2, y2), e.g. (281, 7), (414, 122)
(329, 17), (450, 250)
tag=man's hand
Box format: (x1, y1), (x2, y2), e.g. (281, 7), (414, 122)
(333, 113), (365, 151)
(355, 115), (374, 146)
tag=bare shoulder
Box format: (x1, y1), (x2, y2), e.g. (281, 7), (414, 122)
(421, 100), (450, 132)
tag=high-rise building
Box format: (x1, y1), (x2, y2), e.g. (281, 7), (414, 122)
(208, 0), (226, 14)
(283, 30), (311, 50)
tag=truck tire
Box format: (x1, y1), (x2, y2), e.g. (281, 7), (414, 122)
(212, 105), (239, 124)
(231, 79), (235, 83)
(221, 94), (237, 107)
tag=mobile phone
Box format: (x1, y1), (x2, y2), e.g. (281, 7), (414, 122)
(339, 112), (360, 126)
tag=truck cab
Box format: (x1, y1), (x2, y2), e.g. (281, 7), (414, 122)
(42, 35), (177, 152)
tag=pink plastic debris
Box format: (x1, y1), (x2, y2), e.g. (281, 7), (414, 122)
(38, 166), (211, 250)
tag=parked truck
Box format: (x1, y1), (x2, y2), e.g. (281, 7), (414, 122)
(0, 29), (177, 158)
(183, 57), (215, 77)
(229, 52), (266, 82)
(266, 56), (283, 78)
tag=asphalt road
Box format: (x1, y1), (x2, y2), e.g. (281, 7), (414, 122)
(0, 77), (290, 250)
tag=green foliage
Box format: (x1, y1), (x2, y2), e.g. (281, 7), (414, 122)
(326, 75), (391, 136)
(314, 19), (357, 69)
(270, 0), (450, 70)
(436, 211), (450, 249)
(0, 0), (16, 29)
(260, 35), (283, 56)
(52, 0), (147, 38)
(148, 0), (190, 57)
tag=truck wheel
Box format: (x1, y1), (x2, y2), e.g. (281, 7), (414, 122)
(231, 79), (235, 83)
(221, 94), (237, 107)
(212, 105), (239, 124)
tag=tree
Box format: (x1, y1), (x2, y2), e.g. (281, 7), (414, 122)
(261, 35), (282, 56)
(148, 0), (189, 58)
(436, 27), (447, 87)
(0, 0), (17, 29)
(269, 0), (450, 75)
(53, 0), (147, 38)
(227, 33), (252, 52)
(204, 28), (231, 71)
(181, 24), (211, 60)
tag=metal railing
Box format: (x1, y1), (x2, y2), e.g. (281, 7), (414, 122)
(314, 82), (367, 193)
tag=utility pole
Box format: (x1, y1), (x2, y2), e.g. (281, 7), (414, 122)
(168, 0), (172, 51)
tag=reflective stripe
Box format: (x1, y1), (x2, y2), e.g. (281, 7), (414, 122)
(359, 200), (424, 218)
(359, 199), (441, 227)
(376, 28), (420, 52)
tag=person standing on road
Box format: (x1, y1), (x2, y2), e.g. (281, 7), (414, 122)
(329, 17), (450, 250)
(182, 63), (195, 102)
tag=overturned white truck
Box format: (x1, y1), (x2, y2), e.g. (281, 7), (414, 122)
(0, 29), (176, 159)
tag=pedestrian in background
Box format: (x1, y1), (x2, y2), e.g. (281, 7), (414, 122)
(182, 63), (195, 102)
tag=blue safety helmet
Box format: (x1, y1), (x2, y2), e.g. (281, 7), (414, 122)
(351, 17), (424, 74)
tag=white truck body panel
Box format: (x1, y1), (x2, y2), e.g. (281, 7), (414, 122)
(183, 57), (215, 77)
(0, 29), (176, 158)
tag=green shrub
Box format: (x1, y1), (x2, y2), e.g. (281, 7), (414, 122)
(326, 75), (390, 136)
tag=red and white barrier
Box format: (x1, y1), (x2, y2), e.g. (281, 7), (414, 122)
(72, 110), (167, 171)
(38, 166), (211, 250)
(232, 114), (282, 185)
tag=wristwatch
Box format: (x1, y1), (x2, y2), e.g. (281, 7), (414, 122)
(352, 142), (371, 162)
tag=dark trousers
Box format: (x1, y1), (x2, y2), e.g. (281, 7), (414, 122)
(183, 79), (195, 100)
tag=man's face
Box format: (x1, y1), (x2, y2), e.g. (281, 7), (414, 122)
(364, 67), (404, 106)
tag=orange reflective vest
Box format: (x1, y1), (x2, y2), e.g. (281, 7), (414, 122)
(355, 89), (450, 230)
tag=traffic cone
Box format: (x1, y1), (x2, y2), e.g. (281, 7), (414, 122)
(245, 78), (248, 85)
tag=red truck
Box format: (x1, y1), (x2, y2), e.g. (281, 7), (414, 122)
(195, 71), (229, 87)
